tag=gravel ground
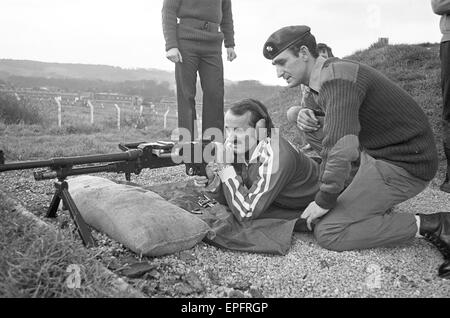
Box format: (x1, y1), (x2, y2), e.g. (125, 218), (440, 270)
(0, 167), (449, 298)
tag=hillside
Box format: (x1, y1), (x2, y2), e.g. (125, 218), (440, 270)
(264, 43), (445, 178)
(0, 59), (174, 84)
(0, 59), (282, 103)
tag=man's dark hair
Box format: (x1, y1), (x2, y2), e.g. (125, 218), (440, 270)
(317, 43), (334, 57)
(228, 99), (274, 136)
(287, 33), (319, 58)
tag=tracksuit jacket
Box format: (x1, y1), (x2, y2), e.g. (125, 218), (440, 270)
(199, 134), (320, 254)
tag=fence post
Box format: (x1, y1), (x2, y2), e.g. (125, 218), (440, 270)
(378, 37), (389, 46)
(114, 104), (121, 130)
(163, 108), (170, 129)
(87, 100), (95, 125)
(54, 96), (62, 128)
(134, 104), (145, 129)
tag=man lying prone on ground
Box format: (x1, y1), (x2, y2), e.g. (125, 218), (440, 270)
(193, 98), (320, 254)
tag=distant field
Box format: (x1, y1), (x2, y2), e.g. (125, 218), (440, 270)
(0, 103), (176, 162)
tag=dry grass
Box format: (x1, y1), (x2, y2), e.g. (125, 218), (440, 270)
(0, 192), (131, 298)
(0, 95), (43, 125)
(0, 122), (172, 161)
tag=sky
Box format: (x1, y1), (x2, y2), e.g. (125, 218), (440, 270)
(0, 0), (443, 86)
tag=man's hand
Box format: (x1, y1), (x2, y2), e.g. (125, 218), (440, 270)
(166, 48), (183, 63)
(227, 47), (237, 62)
(297, 108), (320, 132)
(193, 162), (216, 187)
(193, 175), (209, 187)
(301, 201), (330, 231)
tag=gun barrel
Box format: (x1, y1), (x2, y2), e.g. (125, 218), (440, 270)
(33, 163), (121, 180)
(0, 149), (142, 172)
(0, 159), (55, 172)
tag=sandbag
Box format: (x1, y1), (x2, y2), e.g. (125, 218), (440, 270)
(67, 176), (213, 257)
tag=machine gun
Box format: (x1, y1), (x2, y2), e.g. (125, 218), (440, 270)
(0, 140), (214, 247)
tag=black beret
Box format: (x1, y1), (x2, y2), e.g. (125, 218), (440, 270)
(263, 25), (312, 60)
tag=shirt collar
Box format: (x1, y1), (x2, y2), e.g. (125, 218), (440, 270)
(308, 56), (327, 93)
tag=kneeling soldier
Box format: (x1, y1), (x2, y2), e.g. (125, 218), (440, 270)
(263, 25), (449, 277)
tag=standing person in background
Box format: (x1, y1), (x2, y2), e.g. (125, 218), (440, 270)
(162, 0), (237, 142)
(431, 0), (450, 193)
(317, 43), (334, 59)
(295, 43), (334, 152)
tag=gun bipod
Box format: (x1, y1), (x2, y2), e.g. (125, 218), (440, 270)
(47, 179), (96, 247)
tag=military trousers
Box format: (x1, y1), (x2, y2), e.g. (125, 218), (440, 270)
(310, 151), (428, 251)
(302, 120), (429, 250)
(175, 43), (224, 141)
(441, 41), (450, 169)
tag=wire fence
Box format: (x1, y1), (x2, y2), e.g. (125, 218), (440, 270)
(33, 97), (181, 131)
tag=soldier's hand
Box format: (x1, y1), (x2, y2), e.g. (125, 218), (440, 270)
(297, 108), (320, 132)
(301, 201), (330, 231)
(227, 47), (237, 62)
(166, 48), (183, 63)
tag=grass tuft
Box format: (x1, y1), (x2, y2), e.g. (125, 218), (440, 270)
(0, 192), (129, 298)
(0, 94), (44, 125)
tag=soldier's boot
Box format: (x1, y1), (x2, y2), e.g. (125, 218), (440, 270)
(418, 212), (450, 278)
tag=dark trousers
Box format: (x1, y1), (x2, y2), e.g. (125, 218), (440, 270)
(175, 46), (224, 141)
(303, 131), (427, 251)
(440, 41), (450, 168)
(313, 152), (427, 251)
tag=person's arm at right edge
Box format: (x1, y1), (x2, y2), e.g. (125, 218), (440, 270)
(431, 0), (450, 15)
(162, 0), (181, 51)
